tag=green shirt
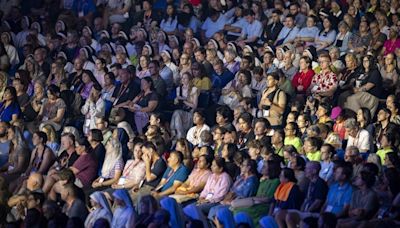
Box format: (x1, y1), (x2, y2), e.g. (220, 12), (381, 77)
(307, 150), (321, 161)
(284, 137), (303, 153)
(377, 148), (393, 164)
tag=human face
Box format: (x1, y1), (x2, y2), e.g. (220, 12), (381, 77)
(284, 125), (295, 137)
(166, 5), (174, 16)
(306, 17), (315, 27)
(385, 54), (395, 66)
(320, 146), (330, 161)
(248, 147), (259, 159)
(140, 56), (148, 68)
(180, 54), (189, 65)
(133, 144), (143, 160)
(181, 73), (190, 86)
(297, 115), (307, 129)
(193, 112), (203, 125)
(266, 75), (277, 88)
(303, 140), (314, 153)
(197, 156), (208, 169)
(211, 160), (222, 174)
(212, 129), (223, 141)
(75, 143), (85, 155)
(299, 58), (309, 71)
(285, 17), (294, 27)
(345, 127), (358, 138)
(377, 109), (389, 122)
(271, 131), (282, 145)
(238, 118), (250, 132)
(254, 122), (266, 137)
(362, 57), (370, 70)
(318, 57), (330, 70)
(74, 58), (83, 71)
(194, 51), (205, 62)
(149, 115), (159, 126)
(216, 113), (225, 125)
(323, 18), (331, 29)
(141, 79), (150, 91)
(334, 167), (344, 182)
(61, 136), (73, 150)
(345, 56), (355, 69)
(356, 109), (364, 123)
(344, 148), (357, 162)
(32, 133), (42, 146)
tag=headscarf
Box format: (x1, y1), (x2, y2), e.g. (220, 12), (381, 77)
(234, 212), (254, 228)
(84, 191), (113, 228)
(101, 139), (123, 178)
(259, 216), (278, 228)
(160, 197), (186, 228)
(183, 204), (209, 228)
(112, 189), (135, 228)
(215, 207), (235, 228)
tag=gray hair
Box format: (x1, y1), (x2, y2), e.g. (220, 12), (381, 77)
(344, 118), (359, 129)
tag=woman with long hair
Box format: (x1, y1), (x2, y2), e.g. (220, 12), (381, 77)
(94, 58), (108, 88)
(79, 70), (100, 101)
(0, 87), (20, 124)
(101, 72), (116, 102)
(192, 62), (211, 91)
(315, 17), (337, 52)
(380, 53), (399, 97)
(1, 32), (19, 66)
(160, 4), (178, 35)
(40, 124), (60, 155)
(24, 56), (45, 83)
(179, 53), (192, 77)
(136, 55), (151, 79)
(170, 72), (199, 141)
(0, 71), (7, 101)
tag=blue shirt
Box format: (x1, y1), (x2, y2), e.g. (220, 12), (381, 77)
(72, 0), (96, 16)
(202, 15), (229, 38)
(232, 175), (259, 197)
(211, 70), (234, 89)
(161, 165), (189, 191)
(0, 141), (10, 168)
(326, 182), (353, 215)
(160, 17), (178, 33)
(0, 102), (20, 123)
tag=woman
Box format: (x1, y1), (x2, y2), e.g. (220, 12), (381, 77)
(112, 189), (136, 228)
(329, 47), (345, 73)
(40, 124), (60, 155)
(195, 157), (232, 215)
(380, 53), (399, 97)
(0, 32), (19, 66)
(70, 138), (98, 188)
(231, 160), (281, 224)
(356, 107), (375, 139)
(179, 53), (192, 77)
(15, 70), (33, 96)
(334, 21), (352, 56)
(0, 71), (6, 100)
(192, 62), (211, 91)
(126, 77), (159, 134)
(25, 131), (55, 175)
(335, 53), (360, 107)
(23, 81), (45, 122)
(170, 72), (199, 140)
(85, 191), (113, 228)
(213, 207), (236, 228)
(175, 138), (194, 170)
(160, 50), (179, 85)
(160, 4), (178, 35)
(383, 26), (400, 56)
(135, 195), (159, 227)
(291, 56), (314, 97)
(101, 72), (116, 102)
(219, 69), (253, 110)
(79, 70), (98, 101)
(314, 17), (337, 51)
(224, 49), (240, 75)
(0, 126), (29, 182)
(170, 155), (212, 203)
(386, 96), (400, 125)
(111, 141), (145, 190)
(160, 197), (186, 228)
(0, 87), (20, 123)
(345, 55), (382, 117)
(269, 168), (302, 220)
(24, 57), (45, 83)
(289, 155), (308, 193)
(94, 58), (108, 87)
(91, 138), (124, 190)
(36, 85), (66, 131)
(46, 62), (66, 87)
(284, 122), (303, 156)
(0, 43), (9, 71)
(294, 16), (319, 49)
(136, 55), (151, 79)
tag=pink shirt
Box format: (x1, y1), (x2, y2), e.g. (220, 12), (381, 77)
(384, 39), (400, 55)
(187, 168), (211, 189)
(200, 172), (232, 203)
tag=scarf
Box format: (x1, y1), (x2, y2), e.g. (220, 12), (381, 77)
(274, 182), (295, 202)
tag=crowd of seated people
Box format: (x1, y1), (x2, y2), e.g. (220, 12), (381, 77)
(1, 0), (400, 227)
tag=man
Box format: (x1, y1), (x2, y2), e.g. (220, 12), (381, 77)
(214, 105), (235, 131)
(263, 10), (283, 45)
(130, 142), (167, 203)
(237, 112), (255, 149)
(281, 162), (328, 227)
(224, 6), (247, 41)
(111, 68), (140, 123)
(12, 78), (29, 108)
(201, 9), (228, 42)
(374, 108), (397, 149)
(149, 60), (167, 98)
(42, 133), (79, 194)
(95, 117), (113, 145)
(151, 151), (189, 199)
(289, 2), (307, 28)
(194, 47), (213, 76)
(88, 129), (105, 172)
(321, 162), (353, 218)
(81, 84), (105, 135)
(34, 47), (50, 76)
(211, 59), (234, 90)
(345, 118), (370, 155)
(254, 117), (272, 146)
(237, 9), (263, 47)
(183, 41), (194, 57)
(271, 129), (285, 157)
(24, 192), (46, 227)
(68, 57), (84, 89)
(274, 14), (299, 46)
(186, 109), (211, 146)
(61, 183), (88, 223)
(337, 171), (379, 227)
(259, 71), (287, 127)
(344, 146), (364, 179)
(0, 122), (10, 167)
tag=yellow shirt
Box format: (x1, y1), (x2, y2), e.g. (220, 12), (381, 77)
(193, 77), (211, 91)
(284, 137), (303, 153)
(377, 148), (393, 164)
(307, 151), (321, 161)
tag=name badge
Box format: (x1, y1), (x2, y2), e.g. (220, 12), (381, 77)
(99, 177), (105, 183)
(205, 193), (214, 200)
(118, 177), (126, 185)
(263, 110), (270, 117)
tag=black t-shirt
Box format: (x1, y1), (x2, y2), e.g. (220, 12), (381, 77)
(137, 91), (159, 109)
(57, 150), (80, 168)
(360, 69), (383, 98)
(112, 80), (140, 105)
(92, 144), (106, 172)
(303, 177), (328, 212)
(144, 158), (167, 188)
(225, 161), (240, 181)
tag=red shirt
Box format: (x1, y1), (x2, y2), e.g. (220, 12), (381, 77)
(72, 153), (98, 187)
(292, 69), (315, 94)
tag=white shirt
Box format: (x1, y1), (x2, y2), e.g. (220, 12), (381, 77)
(346, 129), (370, 153)
(81, 97), (106, 133)
(186, 124), (210, 146)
